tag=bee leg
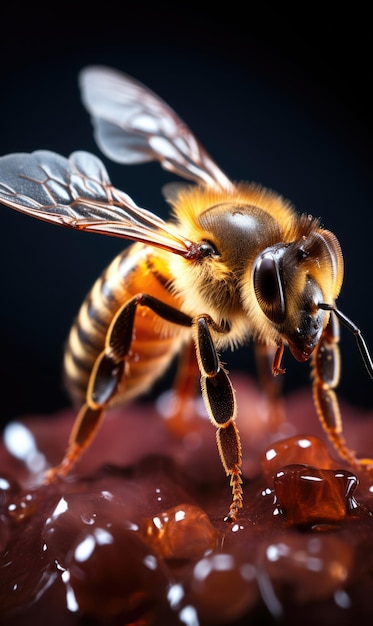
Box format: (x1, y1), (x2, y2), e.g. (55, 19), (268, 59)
(46, 299), (137, 480)
(162, 339), (201, 437)
(312, 312), (373, 470)
(194, 315), (243, 521)
(46, 294), (193, 481)
(254, 342), (286, 431)
(45, 403), (105, 480)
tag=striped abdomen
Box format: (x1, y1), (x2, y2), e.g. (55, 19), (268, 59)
(63, 243), (190, 407)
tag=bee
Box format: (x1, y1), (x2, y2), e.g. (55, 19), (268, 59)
(0, 66), (372, 521)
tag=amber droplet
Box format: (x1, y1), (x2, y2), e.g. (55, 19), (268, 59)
(142, 503), (220, 560)
(259, 533), (354, 608)
(0, 478), (13, 552)
(42, 488), (139, 569)
(67, 526), (168, 621)
(273, 464), (358, 526)
(262, 435), (336, 482)
(188, 552), (258, 623)
(7, 492), (38, 523)
(0, 475), (37, 524)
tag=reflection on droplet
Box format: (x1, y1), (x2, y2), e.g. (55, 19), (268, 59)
(61, 569), (79, 613)
(0, 477), (11, 490)
(334, 588), (351, 609)
(179, 604), (200, 626)
(48, 497), (68, 523)
(266, 542), (290, 562)
(3, 421), (46, 473)
(74, 535), (95, 563)
(143, 553), (157, 570)
(167, 583), (184, 608)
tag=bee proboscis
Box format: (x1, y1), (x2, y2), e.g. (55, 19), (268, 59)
(0, 66), (372, 520)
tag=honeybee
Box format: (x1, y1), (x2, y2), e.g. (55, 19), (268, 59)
(0, 66), (372, 521)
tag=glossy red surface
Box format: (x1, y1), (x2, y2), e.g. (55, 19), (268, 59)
(1, 375), (373, 625)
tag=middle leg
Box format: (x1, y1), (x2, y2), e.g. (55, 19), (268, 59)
(193, 315), (243, 521)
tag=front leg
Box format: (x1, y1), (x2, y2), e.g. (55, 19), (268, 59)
(312, 312), (373, 469)
(194, 315), (243, 521)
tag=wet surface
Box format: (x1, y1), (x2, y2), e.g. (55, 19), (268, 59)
(1, 375), (373, 625)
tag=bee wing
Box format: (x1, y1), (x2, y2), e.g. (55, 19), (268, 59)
(79, 65), (234, 193)
(0, 150), (192, 255)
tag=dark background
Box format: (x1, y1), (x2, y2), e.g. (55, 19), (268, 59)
(0, 8), (372, 427)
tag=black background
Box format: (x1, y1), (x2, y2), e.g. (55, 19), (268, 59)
(0, 8), (372, 426)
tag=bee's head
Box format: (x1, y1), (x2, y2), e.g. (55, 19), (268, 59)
(252, 230), (344, 361)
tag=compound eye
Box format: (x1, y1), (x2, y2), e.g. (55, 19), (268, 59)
(253, 252), (286, 324)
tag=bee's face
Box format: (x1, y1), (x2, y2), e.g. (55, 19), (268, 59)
(182, 195), (344, 360)
(252, 230), (344, 361)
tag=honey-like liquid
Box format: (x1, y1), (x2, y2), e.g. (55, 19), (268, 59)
(1, 378), (373, 625)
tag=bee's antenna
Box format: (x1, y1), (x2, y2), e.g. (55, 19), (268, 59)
(319, 303), (373, 379)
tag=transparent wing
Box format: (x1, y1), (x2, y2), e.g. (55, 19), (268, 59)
(79, 65), (234, 192)
(0, 150), (192, 255)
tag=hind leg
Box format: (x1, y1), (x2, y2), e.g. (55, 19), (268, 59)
(46, 293), (192, 481)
